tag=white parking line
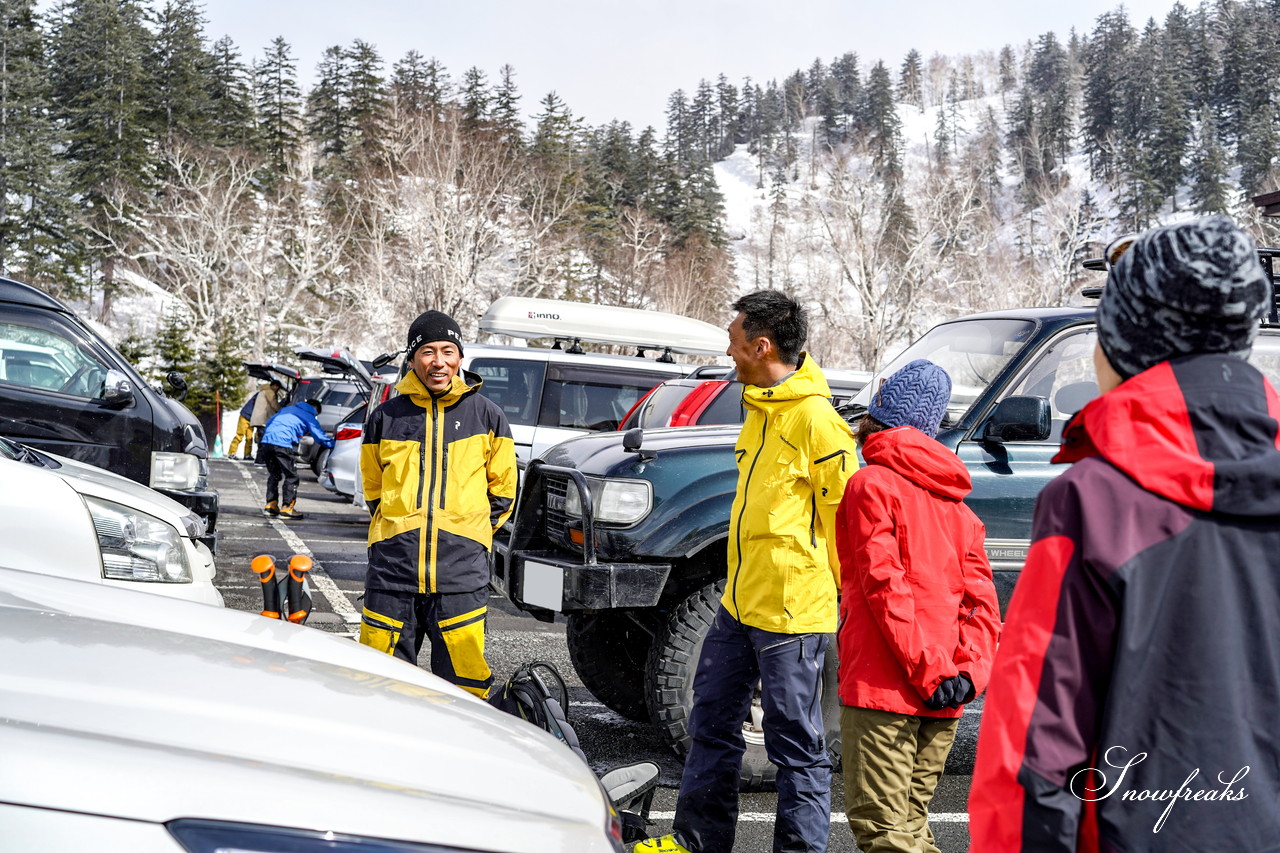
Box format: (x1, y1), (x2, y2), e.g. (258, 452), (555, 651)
(230, 464), (361, 625)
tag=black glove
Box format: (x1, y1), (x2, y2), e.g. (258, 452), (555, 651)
(925, 674), (974, 710)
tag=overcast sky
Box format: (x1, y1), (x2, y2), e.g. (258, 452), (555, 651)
(201, 0), (1180, 131)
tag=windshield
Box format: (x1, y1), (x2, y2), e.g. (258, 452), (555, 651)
(850, 318), (1038, 427)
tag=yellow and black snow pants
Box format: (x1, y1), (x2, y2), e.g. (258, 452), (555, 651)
(358, 587), (492, 698)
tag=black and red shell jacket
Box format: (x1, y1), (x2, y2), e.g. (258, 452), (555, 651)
(970, 354), (1280, 852)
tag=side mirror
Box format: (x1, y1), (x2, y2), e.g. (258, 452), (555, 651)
(101, 370), (135, 408)
(372, 351), (400, 370)
(166, 371), (189, 402)
(622, 427), (656, 462)
(983, 396), (1051, 443)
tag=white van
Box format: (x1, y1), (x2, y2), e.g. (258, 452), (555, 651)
(0, 438), (221, 606)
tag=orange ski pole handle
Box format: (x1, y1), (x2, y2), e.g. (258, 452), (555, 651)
(251, 555), (280, 618)
(286, 554), (313, 624)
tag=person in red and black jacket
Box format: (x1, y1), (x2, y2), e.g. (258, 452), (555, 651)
(837, 359), (1000, 853)
(970, 215), (1280, 851)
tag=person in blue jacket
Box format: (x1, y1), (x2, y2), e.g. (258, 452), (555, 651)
(260, 398), (333, 520)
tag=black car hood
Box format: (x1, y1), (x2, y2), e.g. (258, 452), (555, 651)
(540, 425), (742, 472)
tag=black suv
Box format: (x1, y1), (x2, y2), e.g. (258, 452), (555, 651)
(495, 252), (1280, 788)
(0, 278), (218, 535)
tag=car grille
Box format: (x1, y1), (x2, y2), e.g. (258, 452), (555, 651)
(543, 475), (571, 543)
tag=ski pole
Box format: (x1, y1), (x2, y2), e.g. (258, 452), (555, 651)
(286, 554), (313, 624)
(251, 554), (280, 618)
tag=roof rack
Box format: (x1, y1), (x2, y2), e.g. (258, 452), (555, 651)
(479, 297), (729, 357)
(1080, 248), (1280, 322)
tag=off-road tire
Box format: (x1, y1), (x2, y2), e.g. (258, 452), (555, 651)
(644, 580), (841, 792)
(566, 611), (661, 722)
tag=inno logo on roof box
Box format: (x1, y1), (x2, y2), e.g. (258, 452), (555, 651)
(528, 311), (561, 320)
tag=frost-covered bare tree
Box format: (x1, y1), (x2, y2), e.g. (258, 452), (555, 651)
(259, 145), (356, 353)
(810, 149), (932, 368)
(94, 142), (260, 349)
(507, 158), (584, 303)
(600, 206), (669, 308)
(1023, 184), (1108, 306)
(364, 112), (524, 334)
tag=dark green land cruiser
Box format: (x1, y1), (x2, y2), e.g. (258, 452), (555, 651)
(494, 256), (1280, 788)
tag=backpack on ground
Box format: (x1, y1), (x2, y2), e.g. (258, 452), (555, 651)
(490, 660), (658, 843)
(489, 661), (586, 762)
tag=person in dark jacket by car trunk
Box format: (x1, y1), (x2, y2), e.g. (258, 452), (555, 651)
(837, 359), (1000, 853)
(970, 215), (1280, 851)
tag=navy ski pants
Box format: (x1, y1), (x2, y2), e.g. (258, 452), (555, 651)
(673, 606), (831, 853)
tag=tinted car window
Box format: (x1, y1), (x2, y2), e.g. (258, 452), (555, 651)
(291, 377), (328, 404)
(850, 318), (1037, 428)
(628, 380), (699, 429)
(320, 387), (365, 409)
(0, 321), (114, 400)
(697, 381), (746, 425)
(470, 359), (548, 427)
(539, 365), (668, 431)
(1002, 328), (1098, 442)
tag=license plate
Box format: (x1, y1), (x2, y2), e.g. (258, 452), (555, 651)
(522, 560), (564, 611)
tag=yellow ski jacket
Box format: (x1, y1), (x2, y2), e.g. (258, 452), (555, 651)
(725, 354), (858, 633)
(362, 369), (517, 594)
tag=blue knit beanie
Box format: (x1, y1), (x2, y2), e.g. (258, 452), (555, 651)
(867, 359), (952, 437)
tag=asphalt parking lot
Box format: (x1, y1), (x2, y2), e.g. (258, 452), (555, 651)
(208, 456), (973, 852)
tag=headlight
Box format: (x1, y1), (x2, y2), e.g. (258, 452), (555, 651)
(563, 477), (652, 526)
(151, 451), (201, 490)
(178, 511), (207, 539)
(84, 496), (192, 583)
(169, 819), (495, 852)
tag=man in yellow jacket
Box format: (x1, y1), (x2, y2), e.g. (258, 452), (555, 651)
(638, 291), (857, 853)
(358, 310), (517, 699)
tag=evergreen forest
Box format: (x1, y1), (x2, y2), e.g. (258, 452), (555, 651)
(1, 0), (1278, 410)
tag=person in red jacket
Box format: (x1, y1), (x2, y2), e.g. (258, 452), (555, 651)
(836, 359), (1000, 853)
(969, 217), (1280, 851)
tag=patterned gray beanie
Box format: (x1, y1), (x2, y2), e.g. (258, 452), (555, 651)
(1097, 216), (1269, 380)
(867, 359), (952, 437)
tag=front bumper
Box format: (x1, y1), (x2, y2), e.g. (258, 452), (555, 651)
(158, 487), (219, 551)
(507, 550), (671, 615)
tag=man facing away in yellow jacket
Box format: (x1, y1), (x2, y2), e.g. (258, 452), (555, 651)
(638, 290), (858, 853)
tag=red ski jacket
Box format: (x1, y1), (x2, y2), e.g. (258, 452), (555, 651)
(970, 355), (1280, 852)
(836, 425), (1001, 718)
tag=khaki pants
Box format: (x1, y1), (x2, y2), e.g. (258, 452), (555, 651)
(841, 706), (957, 853)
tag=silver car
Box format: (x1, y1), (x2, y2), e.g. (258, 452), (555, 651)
(320, 401), (367, 500)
